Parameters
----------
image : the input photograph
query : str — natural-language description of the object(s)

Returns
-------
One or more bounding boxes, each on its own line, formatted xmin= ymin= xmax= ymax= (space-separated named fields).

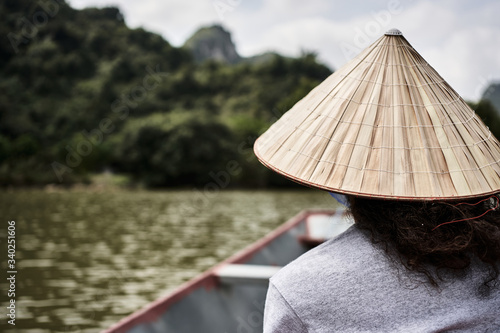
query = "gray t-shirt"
xmin=264 ymin=226 xmax=500 ymax=332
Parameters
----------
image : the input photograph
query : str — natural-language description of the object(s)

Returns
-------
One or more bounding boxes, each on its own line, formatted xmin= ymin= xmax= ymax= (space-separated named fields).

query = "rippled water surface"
xmin=0 ymin=189 xmax=337 ymax=332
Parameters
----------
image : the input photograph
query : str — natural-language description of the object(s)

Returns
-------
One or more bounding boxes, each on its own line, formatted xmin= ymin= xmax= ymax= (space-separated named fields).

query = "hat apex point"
xmin=385 ymin=28 xmax=403 ymax=36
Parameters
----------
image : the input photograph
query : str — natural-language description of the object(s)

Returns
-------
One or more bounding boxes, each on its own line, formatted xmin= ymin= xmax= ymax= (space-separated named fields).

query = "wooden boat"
xmin=104 ymin=209 xmax=351 ymax=333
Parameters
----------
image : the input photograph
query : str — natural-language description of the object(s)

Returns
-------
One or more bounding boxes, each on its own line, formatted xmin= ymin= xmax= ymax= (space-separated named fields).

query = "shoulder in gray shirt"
xmin=264 ymin=226 xmax=500 ymax=332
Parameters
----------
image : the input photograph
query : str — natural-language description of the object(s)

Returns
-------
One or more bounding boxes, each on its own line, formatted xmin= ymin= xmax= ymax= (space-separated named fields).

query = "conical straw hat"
xmin=254 ymin=29 xmax=500 ymax=200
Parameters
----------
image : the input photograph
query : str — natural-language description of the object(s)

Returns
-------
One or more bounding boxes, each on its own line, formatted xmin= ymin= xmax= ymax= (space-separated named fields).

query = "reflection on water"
xmin=0 ymin=189 xmax=337 ymax=332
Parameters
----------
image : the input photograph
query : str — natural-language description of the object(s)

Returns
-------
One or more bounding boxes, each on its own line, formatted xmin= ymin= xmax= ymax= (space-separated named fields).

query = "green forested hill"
xmin=0 ymin=0 xmax=332 ymax=187
xmin=468 ymin=83 xmax=500 ymax=142
xmin=482 ymin=82 xmax=500 ymax=116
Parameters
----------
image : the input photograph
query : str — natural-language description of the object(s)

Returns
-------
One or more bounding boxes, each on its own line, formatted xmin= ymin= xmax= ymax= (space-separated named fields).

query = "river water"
xmin=0 ymin=189 xmax=338 ymax=332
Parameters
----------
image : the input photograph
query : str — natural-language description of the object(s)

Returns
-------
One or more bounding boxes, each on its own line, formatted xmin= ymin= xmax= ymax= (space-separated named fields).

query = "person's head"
xmin=253 ymin=30 xmax=500 ymax=289
xmin=348 ymin=195 xmax=500 ymax=289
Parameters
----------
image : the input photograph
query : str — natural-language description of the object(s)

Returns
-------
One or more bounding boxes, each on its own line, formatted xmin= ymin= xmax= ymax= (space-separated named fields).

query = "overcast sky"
xmin=67 ymin=0 xmax=500 ymax=101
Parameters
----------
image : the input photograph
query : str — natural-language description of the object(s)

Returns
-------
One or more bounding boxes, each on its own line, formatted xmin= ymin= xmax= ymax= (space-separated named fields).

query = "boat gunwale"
xmin=103 ymin=209 xmax=337 ymax=333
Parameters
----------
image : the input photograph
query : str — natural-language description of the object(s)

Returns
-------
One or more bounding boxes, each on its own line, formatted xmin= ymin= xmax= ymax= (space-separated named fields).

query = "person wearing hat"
xmin=254 ymin=29 xmax=500 ymax=332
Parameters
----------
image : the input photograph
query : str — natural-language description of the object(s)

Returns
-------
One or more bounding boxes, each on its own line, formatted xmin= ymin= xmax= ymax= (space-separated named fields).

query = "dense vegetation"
xmin=1 ymin=1 xmax=498 ymax=188
xmin=0 ymin=0 xmax=331 ymax=187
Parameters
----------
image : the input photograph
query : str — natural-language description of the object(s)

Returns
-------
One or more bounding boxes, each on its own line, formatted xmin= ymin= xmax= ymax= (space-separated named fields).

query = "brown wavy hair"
xmin=348 ymin=195 xmax=500 ymax=289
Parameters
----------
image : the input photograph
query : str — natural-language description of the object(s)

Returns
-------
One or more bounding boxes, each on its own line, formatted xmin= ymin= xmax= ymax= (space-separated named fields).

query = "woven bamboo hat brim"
xmin=254 ymin=29 xmax=500 ymax=200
